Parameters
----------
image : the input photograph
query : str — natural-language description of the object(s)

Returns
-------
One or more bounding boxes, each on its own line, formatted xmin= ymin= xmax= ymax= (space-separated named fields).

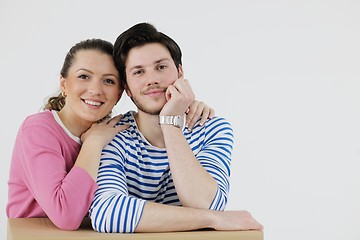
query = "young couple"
xmin=7 ymin=22 xmax=263 ymax=233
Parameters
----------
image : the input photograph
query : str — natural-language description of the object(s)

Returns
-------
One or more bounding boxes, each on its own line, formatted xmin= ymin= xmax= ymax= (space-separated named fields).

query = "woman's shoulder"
xmin=21 ymin=110 xmax=56 ymax=128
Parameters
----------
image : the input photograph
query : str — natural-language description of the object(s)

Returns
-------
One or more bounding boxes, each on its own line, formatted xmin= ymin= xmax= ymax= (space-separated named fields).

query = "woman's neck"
xmin=57 ymin=109 xmax=92 ymax=138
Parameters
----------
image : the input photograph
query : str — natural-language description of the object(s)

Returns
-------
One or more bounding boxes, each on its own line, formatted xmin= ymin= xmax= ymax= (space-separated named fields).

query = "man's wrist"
xmin=159 ymin=115 xmax=183 ymax=128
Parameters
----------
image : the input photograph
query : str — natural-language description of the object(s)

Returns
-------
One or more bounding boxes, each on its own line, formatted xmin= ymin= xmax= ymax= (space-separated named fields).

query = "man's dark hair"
xmin=113 ymin=22 xmax=182 ymax=88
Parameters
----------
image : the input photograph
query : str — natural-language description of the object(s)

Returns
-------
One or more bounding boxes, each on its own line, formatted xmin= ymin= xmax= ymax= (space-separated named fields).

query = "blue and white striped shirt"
xmin=89 ymin=111 xmax=234 ymax=233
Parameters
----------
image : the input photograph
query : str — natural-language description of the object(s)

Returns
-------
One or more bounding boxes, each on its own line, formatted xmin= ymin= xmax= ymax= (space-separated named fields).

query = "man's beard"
xmin=130 ymin=96 xmax=162 ymax=115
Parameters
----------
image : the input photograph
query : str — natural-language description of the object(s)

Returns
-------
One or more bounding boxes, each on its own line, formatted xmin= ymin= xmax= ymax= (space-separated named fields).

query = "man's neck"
xmin=134 ymin=111 xmax=165 ymax=148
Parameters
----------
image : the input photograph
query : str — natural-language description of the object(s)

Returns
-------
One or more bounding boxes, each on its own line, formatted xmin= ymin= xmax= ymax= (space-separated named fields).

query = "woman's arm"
xmin=75 ymin=115 xmax=128 ymax=181
xmin=18 ymin=124 xmax=97 ymax=230
xmin=17 ymin=115 xmax=127 ymax=230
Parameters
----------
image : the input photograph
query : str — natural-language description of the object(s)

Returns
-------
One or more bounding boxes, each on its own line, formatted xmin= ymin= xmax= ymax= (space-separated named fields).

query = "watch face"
xmin=174 ymin=116 xmax=183 ymax=128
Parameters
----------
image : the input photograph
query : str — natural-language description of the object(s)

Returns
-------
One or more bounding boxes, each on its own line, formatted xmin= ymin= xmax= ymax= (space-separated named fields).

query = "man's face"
xmin=124 ymin=42 xmax=179 ymax=115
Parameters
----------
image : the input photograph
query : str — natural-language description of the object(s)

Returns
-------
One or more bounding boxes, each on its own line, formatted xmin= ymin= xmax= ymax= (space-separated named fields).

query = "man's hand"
xmin=160 ymin=77 xmax=195 ymax=116
xmin=210 ymin=210 xmax=264 ymax=231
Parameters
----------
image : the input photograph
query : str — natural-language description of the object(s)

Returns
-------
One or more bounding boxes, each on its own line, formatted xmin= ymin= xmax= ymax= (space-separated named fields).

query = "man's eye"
xmin=134 ymin=70 xmax=143 ymax=75
xmin=158 ymin=65 xmax=167 ymax=70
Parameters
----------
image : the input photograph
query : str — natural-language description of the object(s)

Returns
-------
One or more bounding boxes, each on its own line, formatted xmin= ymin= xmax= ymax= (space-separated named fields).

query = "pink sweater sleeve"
xmin=19 ymin=122 xmax=98 ymax=230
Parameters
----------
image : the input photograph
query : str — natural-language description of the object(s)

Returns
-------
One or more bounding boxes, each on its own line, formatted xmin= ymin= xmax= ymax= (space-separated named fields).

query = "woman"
xmin=6 ymin=38 xmax=214 ymax=230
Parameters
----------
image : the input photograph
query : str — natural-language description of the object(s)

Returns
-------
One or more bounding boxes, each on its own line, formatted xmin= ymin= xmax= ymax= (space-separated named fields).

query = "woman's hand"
xmin=186 ymin=100 xmax=215 ymax=130
xmin=81 ymin=115 xmax=128 ymax=148
xmin=75 ymin=115 xmax=129 ymax=181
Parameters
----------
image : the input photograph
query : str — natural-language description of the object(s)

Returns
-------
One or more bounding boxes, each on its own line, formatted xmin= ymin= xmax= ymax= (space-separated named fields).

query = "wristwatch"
xmin=159 ymin=115 xmax=183 ymax=128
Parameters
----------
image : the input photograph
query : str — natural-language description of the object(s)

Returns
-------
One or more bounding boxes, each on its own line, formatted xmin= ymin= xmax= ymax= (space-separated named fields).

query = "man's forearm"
xmin=135 ymin=201 xmax=263 ymax=232
xmin=135 ymin=201 xmax=212 ymax=232
xmin=161 ymin=125 xmax=218 ymax=209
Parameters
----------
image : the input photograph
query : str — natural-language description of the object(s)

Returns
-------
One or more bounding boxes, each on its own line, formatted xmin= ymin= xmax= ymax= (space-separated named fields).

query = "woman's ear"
xmin=178 ymin=64 xmax=184 ymax=78
xmin=60 ymin=75 xmax=66 ymax=93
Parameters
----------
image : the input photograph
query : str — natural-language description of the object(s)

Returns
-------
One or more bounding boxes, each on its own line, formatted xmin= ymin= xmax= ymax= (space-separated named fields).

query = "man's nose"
xmin=145 ymin=71 xmax=160 ymax=86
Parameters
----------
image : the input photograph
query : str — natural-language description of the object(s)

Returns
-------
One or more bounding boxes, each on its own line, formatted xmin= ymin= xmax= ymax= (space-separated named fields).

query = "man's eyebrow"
xmin=154 ymin=58 xmax=171 ymax=64
xmin=127 ymin=58 xmax=172 ymax=72
xmin=127 ymin=65 xmax=143 ymax=72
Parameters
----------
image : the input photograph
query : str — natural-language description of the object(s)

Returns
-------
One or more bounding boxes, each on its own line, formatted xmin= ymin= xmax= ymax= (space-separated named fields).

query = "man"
xmin=89 ymin=22 xmax=262 ymax=233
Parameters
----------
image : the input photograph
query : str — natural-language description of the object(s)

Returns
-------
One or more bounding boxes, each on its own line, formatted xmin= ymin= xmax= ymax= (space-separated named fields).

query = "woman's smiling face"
xmin=60 ymin=49 xmax=122 ymax=124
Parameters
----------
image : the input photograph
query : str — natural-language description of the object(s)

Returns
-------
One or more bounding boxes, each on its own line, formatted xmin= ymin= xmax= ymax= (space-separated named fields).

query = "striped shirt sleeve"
xmin=195 ymin=117 xmax=234 ymax=210
xmin=89 ymin=138 xmax=146 ymax=233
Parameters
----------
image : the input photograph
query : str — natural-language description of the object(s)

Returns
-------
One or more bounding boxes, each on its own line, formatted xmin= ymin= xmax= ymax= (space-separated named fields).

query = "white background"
xmin=1 ymin=0 xmax=359 ymax=239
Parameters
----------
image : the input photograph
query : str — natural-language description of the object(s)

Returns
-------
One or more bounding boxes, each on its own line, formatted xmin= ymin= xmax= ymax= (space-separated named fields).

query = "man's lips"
xmin=143 ymin=88 xmax=166 ymax=96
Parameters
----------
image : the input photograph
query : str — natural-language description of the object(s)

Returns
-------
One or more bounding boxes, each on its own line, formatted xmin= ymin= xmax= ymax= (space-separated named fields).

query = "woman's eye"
xmin=104 ymin=79 xmax=115 ymax=84
xmin=78 ymin=74 xmax=89 ymax=80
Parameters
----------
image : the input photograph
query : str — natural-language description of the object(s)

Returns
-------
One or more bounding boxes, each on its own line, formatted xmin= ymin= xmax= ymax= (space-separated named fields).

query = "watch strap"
xmin=159 ymin=115 xmax=183 ymax=128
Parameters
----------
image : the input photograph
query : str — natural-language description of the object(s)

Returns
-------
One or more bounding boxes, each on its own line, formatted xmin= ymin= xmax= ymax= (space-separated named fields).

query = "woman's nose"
xmin=88 ymin=80 xmax=103 ymax=95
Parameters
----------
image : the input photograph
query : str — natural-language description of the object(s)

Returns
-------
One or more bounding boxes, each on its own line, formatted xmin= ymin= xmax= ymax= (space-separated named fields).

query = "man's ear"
xmin=178 ymin=64 xmax=184 ymax=78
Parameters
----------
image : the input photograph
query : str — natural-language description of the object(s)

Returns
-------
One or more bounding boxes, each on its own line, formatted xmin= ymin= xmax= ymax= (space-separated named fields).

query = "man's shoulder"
xmin=187 ymin=116 xmax=233 ymax=136
xmin=116 ymin=111 xmax=136 ymax=125
xmin=205 ymin=116 xmax=232 ymax=128
xmin=113 ymin=111 xmax=137 ymax=140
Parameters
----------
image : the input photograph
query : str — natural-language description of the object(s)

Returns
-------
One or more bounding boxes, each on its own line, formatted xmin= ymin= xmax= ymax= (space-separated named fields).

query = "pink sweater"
xmin=7 ymin=110 xmax=98 ymax=230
